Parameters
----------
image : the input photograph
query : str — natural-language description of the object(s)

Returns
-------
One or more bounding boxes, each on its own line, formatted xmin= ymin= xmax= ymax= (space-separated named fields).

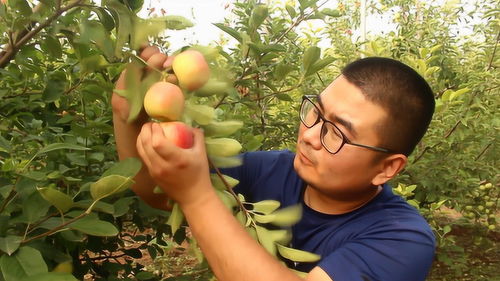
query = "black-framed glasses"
xmin=299 ymin=95 xmax=393 ymax=154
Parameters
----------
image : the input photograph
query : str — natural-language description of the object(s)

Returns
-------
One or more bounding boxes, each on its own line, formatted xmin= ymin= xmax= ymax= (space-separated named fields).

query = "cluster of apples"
xmin=143 ymin=50 xmax=210 ymax=149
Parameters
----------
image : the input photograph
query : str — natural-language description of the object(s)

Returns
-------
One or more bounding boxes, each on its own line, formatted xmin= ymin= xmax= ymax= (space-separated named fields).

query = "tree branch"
xmin=0 ymin=0 xmax=85 ymax=68
xmin=487 ymin=30 xmax=499 ymax=71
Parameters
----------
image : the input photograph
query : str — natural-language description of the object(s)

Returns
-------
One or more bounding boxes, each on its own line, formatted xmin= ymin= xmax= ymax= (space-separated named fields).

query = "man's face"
xmin=293 ymin=75 xmax=388 ymax=197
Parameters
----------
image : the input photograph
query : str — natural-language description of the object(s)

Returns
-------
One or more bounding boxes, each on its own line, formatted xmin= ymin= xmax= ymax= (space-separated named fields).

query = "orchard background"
xmin=0 ymin=0 xmax=498 ymax=280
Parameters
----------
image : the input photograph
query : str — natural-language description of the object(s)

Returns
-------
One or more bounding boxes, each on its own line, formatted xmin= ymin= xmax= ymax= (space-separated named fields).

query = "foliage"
xmin=0 ymin=0 xmax=498 ymax=280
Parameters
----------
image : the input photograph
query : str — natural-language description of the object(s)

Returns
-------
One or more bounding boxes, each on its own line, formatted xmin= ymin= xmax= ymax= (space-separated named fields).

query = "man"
xmin=112 ymin=46 xmax=436 ymax=281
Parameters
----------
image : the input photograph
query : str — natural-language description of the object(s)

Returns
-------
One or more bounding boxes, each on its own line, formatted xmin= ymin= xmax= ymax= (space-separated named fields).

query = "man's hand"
xmin=112 ymin=45 xmax=173 ymax=123
xmin=136 ymin=122 xmax=214 ymax=208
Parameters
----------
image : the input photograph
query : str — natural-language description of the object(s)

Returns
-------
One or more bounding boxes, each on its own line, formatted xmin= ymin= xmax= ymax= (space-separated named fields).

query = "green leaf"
xmin=90 ymin=175 xmax=134 ymax=201
xmin=321 ymin=8 xmax=341 ymax=17
xmin=285 ymin=5 xmax=296 ymax=18
xmin=274 ymin=63 xmax=294 ymax=80
xmin=203 ymin=120 xmax=243 ymax=137
xmin=43 ymin=36 xmax=62 ymax=58
xmin=210 ymin=173 xmax=240 ymax=190
xmin=253 ymin=204 xmax=302 ymax=226
xmin=244 ymin=134 xmax=264 ymax=152
xmin=79 ymin=19 xmax=114 ymax=59
xmin=216 ymin=190 xmax=238 ymax=209
xmin=255 ymin=225 xmax=277 ymax=256
xmin=249 ymin=5 xmax=269 ymax=31
xmin=36 ymin=143 xmax=90 ymax=156
xmin=205 ymin=138 xmax=242 ymax=157
xmin=131 ymin=17 xmax=168 ymax=49
xmin=302 ymin=46 xmax=321 ymax=75
xmin=42 ymin=72 xmax=67 ymax=103
xmin=213 ymin=23 xmax=242 ymax=42
xmin=37 ymin=187 xmax=73 ymax=213
xmin=73 ymin=200 xmax=115 ymax=215
xmin=0 ymin=236 xmax=22 ymax=256
xmin=163 ymin=15 xmax=194 ymax=30
xmin=0 ymin=246 xmax=48 ymax=281
xmin=23 ymin=192 xmax=51 ymax=223
xmin=68 ymin=215 xmax=119 ymax=236
xmin=102 ymin=157 xmax=142 ymax=178
xmin=252 ymin=200 xmax=281 ymax=214
xmin=185 ymin=103 xmax=215 ymax=125
xmin=107 ymin=0 xmax=134 ymax=56
xmin=120 ymin=0 xmax=144 ymax=13
xmin=276 ymin=93 xmax=293 ymax=102
xmin=113 ymin=197 xmax=135 ymax=217
xmin=209 ymin=156 xmax=243 ymax=168
xmin=195 ymin=79 xmax=231 ymax=97
xmin=276 ymin=243 xmax=321 ymax=262
xmin=93 ymin=7 xmax=115 ymax=31
xmin=167 ymin=203 xmax=184 ymax=235
xmin=119 ymin=61 xmax=142 ymax=122
xmin=449 ymin=87 xmax=470 ymax=100
xmin=306 ymin=56 xmax=335 ymax=76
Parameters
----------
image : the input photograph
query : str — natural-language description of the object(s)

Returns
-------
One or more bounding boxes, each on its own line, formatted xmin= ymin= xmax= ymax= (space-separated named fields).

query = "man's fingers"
xmin=146 ymin=52 xmax=168 ymax=73
xmin=136 ymin=128 xmax=153 ymax=169
xmin=163 ymin=55 xmax=175 ymax=69
xmin=192 ymin=128 xmax=207 ymax=156
xmin=114 ymin=70 xmax=127 ymax=90
xmin=149 ymin=122 xmax=181 ymax=161
xmin=140 ymin=45 xmax=160 ymax=61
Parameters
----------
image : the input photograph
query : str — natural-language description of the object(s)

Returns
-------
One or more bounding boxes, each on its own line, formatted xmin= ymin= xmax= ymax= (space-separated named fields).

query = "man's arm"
xmin=112 ymin=46 xmax=171 ymax=210
xmin=136 ymin=122 xmax=333 ymax=281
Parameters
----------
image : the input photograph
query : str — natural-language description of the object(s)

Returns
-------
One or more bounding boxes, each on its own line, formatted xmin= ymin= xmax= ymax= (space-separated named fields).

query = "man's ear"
xmin=372 ymin=154 xmax=407 ymax=186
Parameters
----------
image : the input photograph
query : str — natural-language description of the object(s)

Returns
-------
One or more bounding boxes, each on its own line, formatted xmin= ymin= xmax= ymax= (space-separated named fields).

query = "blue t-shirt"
xmin=222 ymin=150 xmax=435 ymax=281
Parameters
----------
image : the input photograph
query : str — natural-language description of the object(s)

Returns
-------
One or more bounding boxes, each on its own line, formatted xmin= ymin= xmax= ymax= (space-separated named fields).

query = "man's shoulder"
xmin=357 ymin=185 xmax=436 ymax=243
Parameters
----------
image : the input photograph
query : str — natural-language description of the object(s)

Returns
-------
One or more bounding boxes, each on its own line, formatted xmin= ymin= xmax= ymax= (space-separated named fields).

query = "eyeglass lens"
xmin=301 ymin=98 xmax=344 ymax=153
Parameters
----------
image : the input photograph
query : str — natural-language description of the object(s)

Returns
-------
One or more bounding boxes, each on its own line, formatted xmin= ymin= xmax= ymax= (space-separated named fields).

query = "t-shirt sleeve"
xmin=318 ymin=229 xmax=435 ymax=281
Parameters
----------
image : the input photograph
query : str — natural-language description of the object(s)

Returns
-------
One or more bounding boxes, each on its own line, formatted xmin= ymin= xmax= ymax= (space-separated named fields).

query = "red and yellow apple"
xmin=160 ymin=122 xmax=194 ymax=149
xmin=144 ymin=81 xmax=184 ymax=121
xmin=172 ymin=50 xmax=210 ymax=91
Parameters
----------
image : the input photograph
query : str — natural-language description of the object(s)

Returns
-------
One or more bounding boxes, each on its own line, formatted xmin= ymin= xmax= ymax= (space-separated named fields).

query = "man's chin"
xmin=293 ymin=155 xmax=313 ymax=182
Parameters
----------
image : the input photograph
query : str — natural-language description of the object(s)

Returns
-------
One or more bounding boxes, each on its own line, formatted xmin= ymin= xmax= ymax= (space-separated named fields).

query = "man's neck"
xmin=304 ymin=184 xmax=382 ymax=215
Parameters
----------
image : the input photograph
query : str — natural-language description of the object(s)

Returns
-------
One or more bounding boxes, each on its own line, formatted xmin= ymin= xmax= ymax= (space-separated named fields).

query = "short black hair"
xmin=341 ymin=57 xmax=435 ymax=156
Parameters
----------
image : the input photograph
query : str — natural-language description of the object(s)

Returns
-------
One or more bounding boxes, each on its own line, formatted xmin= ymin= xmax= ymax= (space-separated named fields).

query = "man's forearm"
xmin=112 ymin=111 xmax=169 ymax=209
xmin=180 ymin=188 xmax=304 ymax=281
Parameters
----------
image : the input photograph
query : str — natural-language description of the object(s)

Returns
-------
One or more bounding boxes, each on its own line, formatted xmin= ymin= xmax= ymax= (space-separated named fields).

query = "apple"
xmin=144 ymin=81 xmax=184 ymax=121
xmin=160 ymin=122 xmax=194 ymax=149
xmin=172 ymin=50 xmax=210 ymax=91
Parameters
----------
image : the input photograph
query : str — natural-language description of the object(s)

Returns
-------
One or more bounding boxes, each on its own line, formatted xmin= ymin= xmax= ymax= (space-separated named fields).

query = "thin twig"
xmin=475 ymin=142 xmax=492 ymax=161
xmin=207 ymin=157 xmax=247 ymax=214
xmin=487 ymin=31 xmax=499 ymax=71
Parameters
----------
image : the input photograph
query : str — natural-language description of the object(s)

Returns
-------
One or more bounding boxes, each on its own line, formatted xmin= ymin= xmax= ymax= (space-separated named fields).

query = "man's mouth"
xmin=298 ymin=147 xmax=315 ymax=166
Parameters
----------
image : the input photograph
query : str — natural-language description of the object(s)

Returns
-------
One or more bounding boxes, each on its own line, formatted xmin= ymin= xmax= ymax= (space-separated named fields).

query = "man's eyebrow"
xmin=317 ymin=95 xmax=358 ymax=138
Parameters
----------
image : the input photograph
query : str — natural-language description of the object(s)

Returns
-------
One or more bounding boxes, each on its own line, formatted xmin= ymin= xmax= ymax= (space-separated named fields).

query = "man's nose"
xmin=301 ymin=122 xmax=323 ymax=150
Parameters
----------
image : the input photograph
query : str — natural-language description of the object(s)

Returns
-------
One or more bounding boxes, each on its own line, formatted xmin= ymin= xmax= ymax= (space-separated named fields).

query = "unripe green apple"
xmin=159 ymin=122 xmax=194 ymax=149
xmin=172 ymin=50 xmax=210 ymax=91
xmin=144 ymin=82 xmax=184 ymax=121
